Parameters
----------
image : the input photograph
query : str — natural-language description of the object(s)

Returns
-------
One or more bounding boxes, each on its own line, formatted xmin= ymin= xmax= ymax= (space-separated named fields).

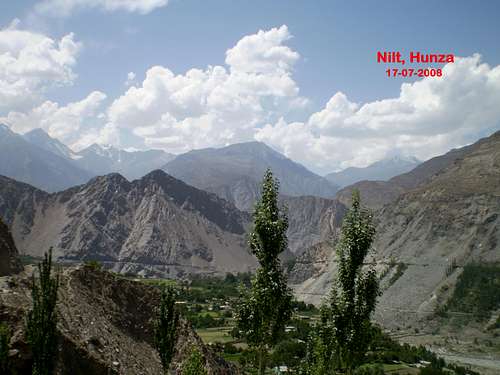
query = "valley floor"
xmin=396 ymin=333 xmax=500 ymax=375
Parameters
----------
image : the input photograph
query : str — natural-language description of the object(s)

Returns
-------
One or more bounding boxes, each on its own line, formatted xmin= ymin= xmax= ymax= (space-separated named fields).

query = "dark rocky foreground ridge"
xmin=0 ymin=264 xmax=238 ymax=374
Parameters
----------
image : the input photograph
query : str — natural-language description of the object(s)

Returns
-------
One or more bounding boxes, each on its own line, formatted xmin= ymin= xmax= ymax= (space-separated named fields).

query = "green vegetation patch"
xmin=443 ymin=262 xmax=500 ymax=321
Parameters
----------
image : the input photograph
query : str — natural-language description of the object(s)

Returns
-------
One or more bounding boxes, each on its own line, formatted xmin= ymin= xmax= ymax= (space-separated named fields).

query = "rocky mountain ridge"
xmin=0 ymin=170 xmax=347 ymax=275
xmin=0 ymin=170 xmax=256 ymax=278
xmin=292 ymin=130 xmax=500 ymax=330
xmin=163 ymin=141 xmax=338 ymax=211
xmin=282 ymin=195 xmax=346 ymax=256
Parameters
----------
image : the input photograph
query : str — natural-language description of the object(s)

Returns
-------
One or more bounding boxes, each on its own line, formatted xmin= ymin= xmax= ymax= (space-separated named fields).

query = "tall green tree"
xmin=154 ymin=286 xmax=180 ymax=374
xmin=305 ymin=190 xmax=380 ymax=374
xmin=26 ymin=248 xmax=60 ymax=375
xmin=235 ymin=169 xmax=293 ymax=375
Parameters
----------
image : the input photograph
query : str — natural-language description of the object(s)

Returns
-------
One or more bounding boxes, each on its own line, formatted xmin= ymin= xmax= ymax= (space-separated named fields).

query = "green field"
xmin=196 ymin=327 xmax=234 ymax=344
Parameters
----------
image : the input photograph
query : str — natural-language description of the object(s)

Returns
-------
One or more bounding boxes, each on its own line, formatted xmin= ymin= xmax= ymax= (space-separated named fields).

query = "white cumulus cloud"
xmin=3 ymin=22 xmax=500 ymax=173
xmin=256 ymin=54 xmax=500 ymax=173
xmin=0 ymin=20 xmax=81 ymax=111
xmin=2 ymin=91 xmax=107 ymax=148
xmin=225 ymin=25 xmax=299 ymax=75
xmin=107 ymin=25 xmax=308 ymax=153
xmin=125 ymin=71 xmax=136 ymax=86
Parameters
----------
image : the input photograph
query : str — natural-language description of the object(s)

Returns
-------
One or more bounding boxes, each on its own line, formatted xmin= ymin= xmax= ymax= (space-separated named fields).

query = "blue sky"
xmin=1 ymin=0 xmax=500 ymax=173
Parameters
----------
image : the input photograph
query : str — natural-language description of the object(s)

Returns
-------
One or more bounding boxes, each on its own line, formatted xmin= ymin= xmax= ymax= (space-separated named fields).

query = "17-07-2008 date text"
xmin=386 ymin=67 xmax=442 ymax=77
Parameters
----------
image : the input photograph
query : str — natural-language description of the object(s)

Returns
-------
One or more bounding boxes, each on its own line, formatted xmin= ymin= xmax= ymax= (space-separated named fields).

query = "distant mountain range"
xmin=75 ymin=143 xmax=175 ymax=180
xmin=163 ymin=141 xmax=339 ymax=211
xmin=1 ymin=126 xmax=338 ymax=208
xmin=21 ymin=127 xmax=175 ymax=181
xmin=0 ymin=125 xmax=176 ymax=191
xmin=325 ymin=155 xmax=421 ymax=188
xmin=0 ymin=124 xmax=92 ymax=192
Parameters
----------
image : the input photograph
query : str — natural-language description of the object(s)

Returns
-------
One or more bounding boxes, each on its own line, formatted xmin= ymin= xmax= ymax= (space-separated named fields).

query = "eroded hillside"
xmin=0 ymin=265 xmax=238 ymax=374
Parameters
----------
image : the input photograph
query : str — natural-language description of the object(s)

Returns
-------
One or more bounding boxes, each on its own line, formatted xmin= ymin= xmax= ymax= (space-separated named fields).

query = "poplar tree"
xmin=154 ymin=286 xmax=179 ymax=374
xmin=235 ymin=169 xmax=293 ymax=375
xmin=26 ymin=248 xmax=60 ymax=375
xmin=305 ymin=190 xmax=380 ymax=374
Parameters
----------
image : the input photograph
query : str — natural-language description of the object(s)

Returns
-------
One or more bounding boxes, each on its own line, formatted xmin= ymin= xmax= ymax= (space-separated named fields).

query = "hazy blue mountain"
xmin=75 ymin=143 xmax=175 ymax=180
xmin=23 ymin=128 xmax=81 ymax=160
xmin=163 ymin=141 xmax=339 ymax=211
xmin=325 ymin=155 xmax=421 ymax=188
xmin=0 ymin=124 xmax=92 ymax=192
xmin=21 ymin=128 xmax=175 ymax=180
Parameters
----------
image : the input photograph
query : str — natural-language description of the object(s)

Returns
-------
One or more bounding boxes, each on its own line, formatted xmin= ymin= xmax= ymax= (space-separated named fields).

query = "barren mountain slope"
xmin=0 ymin=170 xmax=256 ymax=278
xmin=163 ymin=141 xmax=338 ymax=211
xmin=282 ymin=196 xmax=346 ymax=255
xmin=293 ymin=130 xmax=500 ymax=329
xmin=0 ymin=265 xmax=238 ymax=374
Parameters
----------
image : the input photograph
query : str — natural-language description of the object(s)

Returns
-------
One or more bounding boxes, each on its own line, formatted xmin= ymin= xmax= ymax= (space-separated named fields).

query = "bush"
xmin=84 ymin=260 xmax=102 ymax=271
xmin=182 ymin=347 xmax=207 ymax=375
xmin=223 ymin=342 xmax=240 ymax=355
xmin=270 ymin=339 xmax=306 ymax=369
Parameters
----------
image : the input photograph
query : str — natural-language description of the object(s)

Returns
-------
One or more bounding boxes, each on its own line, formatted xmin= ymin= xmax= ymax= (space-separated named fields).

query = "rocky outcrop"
xmin=0 ymin=265 xmax=238 ymax=374
xmin=0 ymin=217 xmax=22 ymax=276
xmin=283 ymin=196 xmax=346 ymax=255
xmin=288 ymin=241 xmax=335 ymax=284
xmin=0 ymin=170 xmax=256 ymax=278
